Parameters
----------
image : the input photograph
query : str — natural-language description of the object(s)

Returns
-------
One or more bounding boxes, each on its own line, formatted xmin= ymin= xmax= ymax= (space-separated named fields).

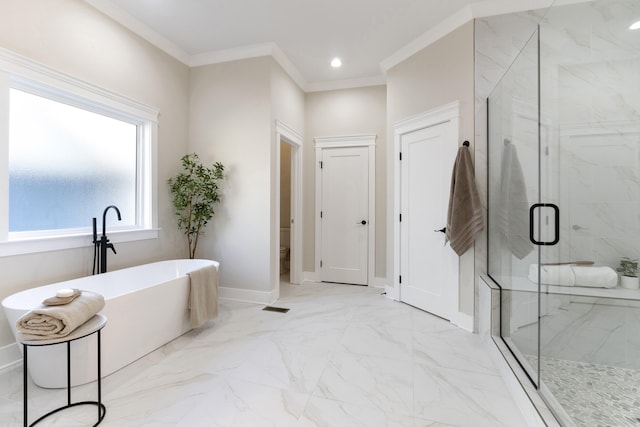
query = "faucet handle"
xmin=107 ymin=243 xmax=117 ymax=255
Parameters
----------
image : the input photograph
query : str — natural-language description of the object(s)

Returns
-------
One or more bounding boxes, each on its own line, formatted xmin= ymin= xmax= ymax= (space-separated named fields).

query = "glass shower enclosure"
xmin=488 ymin=0 xmax=640 ymax=425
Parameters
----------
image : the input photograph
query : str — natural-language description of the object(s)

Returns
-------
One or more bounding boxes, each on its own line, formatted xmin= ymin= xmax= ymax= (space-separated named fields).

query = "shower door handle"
xmin=529 ymin=203 xmax=560 ymax=246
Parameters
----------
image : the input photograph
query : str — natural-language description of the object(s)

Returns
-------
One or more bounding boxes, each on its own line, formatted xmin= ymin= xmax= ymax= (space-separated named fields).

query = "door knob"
xmin=358 ymin=220 xmax=367 ymax=225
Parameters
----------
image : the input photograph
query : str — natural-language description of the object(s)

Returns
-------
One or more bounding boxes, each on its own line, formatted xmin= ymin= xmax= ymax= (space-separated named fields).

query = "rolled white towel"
xmin=572 ymin=266 xmax=618 ymax=288
xmin=528 ymin=264 xmax=575 ymax=286
xmin=16 ymin=291 xmax=105 ymax=341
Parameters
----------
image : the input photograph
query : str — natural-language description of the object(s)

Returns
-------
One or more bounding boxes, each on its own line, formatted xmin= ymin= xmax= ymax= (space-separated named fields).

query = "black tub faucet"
xmin=93 ymin=205 xmax=121 ymax=274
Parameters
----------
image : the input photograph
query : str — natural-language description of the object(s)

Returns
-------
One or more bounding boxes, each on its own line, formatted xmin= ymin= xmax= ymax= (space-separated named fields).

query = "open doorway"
xmin=273 ymin=120 xmax=303 ymax=301
xmin=279 ymin=140 xmax=292 ymax=285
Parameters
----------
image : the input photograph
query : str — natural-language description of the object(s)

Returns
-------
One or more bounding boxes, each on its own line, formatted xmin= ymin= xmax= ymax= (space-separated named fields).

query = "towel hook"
xmin=462 ymin=140 xmax=470 ymax=147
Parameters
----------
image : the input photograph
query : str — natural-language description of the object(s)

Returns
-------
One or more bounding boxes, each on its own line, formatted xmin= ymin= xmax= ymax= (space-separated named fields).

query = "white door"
xmin=320 ymin=146 xmax=369 ymax=285
xmin=400 ymin=122 xmax=458 ymax=319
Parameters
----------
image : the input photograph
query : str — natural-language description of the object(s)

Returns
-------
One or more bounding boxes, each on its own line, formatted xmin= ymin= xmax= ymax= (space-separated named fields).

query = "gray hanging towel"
xmin=445 ymin=145 xmax=484 ymax=256
xmin=496 ymin=141 xmax=533 ymax=259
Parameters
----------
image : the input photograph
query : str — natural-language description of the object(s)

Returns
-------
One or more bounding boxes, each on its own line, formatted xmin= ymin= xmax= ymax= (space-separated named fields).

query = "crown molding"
xmin=188 ymin=43 xmax=273 ymax=68
xmin=380 ymin=0 xmax=555 ymax=74
xmin=270 ymin=44 xmax=307 ymax=90
xmin=470 ymin=0 xmax=555 ymax=18
xmin=85 ymin=0 xmax=191 ymax=65
xmin=380 ymin=5 xmax=474 ymax=74
xmin=87 ymin=0 xmax=557 ymax=92
xmin=305 ymin=75 xmax=387 ymax=93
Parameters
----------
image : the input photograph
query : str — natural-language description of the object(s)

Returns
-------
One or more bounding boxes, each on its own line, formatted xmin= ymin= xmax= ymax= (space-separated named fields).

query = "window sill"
xmin=0 ymin=228 xmax=160 ymax=258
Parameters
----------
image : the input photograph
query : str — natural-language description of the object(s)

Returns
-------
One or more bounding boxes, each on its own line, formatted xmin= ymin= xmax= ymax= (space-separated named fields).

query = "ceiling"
xmin=86 ymin=0 xmax=551 ymax=91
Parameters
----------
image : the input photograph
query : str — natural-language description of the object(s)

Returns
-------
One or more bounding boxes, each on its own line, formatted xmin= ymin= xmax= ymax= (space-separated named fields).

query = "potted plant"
xmin=168 ymin=153 xmax=225 ymax=259
xmin=617 ymin=257 xmax=639 ymax=289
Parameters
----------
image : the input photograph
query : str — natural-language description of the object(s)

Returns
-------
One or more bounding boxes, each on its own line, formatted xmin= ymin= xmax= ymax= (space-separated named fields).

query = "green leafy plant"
xmin=617 ymin=257 xmax=638 ymax=277
xmin=168 ymin=153 xmax=225 ymax=259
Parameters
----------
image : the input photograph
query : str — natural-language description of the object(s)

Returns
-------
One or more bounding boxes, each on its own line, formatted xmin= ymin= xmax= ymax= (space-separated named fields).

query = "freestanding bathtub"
xmin=1 ymin=259 xmax=219 ymax=388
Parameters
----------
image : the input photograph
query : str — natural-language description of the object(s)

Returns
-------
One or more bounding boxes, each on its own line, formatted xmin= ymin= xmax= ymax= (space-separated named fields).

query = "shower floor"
xmin=527 ymin=356 xmax=640 ymax=426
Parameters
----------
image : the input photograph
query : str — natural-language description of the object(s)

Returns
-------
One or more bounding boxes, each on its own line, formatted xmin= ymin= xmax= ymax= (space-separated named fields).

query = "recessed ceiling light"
xmin=331 ymin=57 xmax=342 ymax=68
xmin=630 ymin=20 xmax=640 ymax=30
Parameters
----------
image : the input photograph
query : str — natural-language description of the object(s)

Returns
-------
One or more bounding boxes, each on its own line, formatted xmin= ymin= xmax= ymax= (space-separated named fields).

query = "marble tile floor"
xmin=0 ymin=281 xmax=529 ymax=427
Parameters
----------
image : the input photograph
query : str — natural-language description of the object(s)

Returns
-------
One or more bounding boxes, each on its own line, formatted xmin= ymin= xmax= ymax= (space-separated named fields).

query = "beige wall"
xmin=303 ymin=86 xmax=387 ymax=278
xmin=269 ymin=59 xmax=305 ymax=291
xmin=387 ymin=21 xmax=476 ymax=316
xmin=189 ymin=57 xmax=304 ymax=297
xmin=189 ymin=57 xmax=273 ymax=294
xmin=0 ymin=0 xmax=190 ymax=348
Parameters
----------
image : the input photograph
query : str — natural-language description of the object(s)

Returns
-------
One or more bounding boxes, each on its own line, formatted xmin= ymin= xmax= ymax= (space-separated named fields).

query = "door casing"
xmin=273 ymin=121 xmax=303 ymax=301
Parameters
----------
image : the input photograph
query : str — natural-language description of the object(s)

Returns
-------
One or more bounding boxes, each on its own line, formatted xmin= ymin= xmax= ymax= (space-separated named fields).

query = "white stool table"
xmin=19 ymin=314 xmax=107 ymax=426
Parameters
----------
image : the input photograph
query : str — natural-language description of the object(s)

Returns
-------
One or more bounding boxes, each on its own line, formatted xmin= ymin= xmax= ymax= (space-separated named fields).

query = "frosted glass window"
xmin=9 ymin=89 xmax=137 ymax=232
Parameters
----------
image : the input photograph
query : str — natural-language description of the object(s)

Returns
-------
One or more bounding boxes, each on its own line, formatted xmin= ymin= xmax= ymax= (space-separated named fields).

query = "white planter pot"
xmin=620 ymin=275 xmax=639 ymax=289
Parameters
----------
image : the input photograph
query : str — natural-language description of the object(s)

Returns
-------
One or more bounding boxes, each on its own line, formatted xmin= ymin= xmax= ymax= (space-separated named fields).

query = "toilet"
xmin=280 ymin=228 xmax=290 ymax=274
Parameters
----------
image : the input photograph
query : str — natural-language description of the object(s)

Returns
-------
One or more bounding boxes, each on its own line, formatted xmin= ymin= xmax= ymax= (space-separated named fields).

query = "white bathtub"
xmin=1 ymin=259 xmax=219 ymax=388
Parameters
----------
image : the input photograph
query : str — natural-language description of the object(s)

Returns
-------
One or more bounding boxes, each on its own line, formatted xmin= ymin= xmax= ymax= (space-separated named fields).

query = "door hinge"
xmin=399 ymin=213 xmax=402 ymax=222
xmin=320 ymin=211 xmax=323 ymax=218
xmin=319 ymin=161 xmax=323 ymax=169
xmin=399 ymin=275 xmax=402 ymax=284
xmin=399 ymin=152 xmax=402 ymax=161
xmin=320 ymin=260 xmax=323 ymax=268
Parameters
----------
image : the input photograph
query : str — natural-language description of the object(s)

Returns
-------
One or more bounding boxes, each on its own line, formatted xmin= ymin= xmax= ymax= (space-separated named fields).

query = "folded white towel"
xmin=16 ymin=291 xmax=105 ymax=341
xmin=188 ymin=265 xmax=219 ymax=328
xmin=528 ymin=264 xmax=619 ymax=288
xmin=573 ymin=266 xmax=618 ymax=288
xmin=528 ymin=264 xmax=575 ymax=286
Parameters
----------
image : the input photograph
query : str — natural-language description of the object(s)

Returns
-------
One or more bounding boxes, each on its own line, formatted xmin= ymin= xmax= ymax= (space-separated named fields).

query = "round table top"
xmin=18 ymin=314 xmax=107 ymax=346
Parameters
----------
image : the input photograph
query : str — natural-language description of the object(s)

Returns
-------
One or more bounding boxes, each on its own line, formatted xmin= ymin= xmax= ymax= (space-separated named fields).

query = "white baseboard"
xmin=302 ymin=272 xmax=388 ymax=289
xmin=0 ymin=342 xmax=21 ymax=373
xmin=302 ymin=271 xmax=319 ymax=283
xmin=384 ymin=284 xmax=399 ymax=301
xmin=451 ymin=311 xmax=474 ymax=332
xmin=218 ymin=286 xmax=276 ymax=305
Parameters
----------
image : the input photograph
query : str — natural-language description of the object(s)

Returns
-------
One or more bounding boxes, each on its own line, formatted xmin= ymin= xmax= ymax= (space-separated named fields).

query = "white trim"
xmin=314 ymin=135 xmax=376 ymax=286
xmin=302 ymin=270 xmax=320 ymax=283
xmin=305 ymin=75 xmax=387 ymax=93
xmin=0 ymin=229 xmax=159 ymax=257
xmin=276 ymin=121 xmax=304 ymax=148
xmin=450 ymin=312 xmax=474 ymax=332
xmin=189 ymin=43 xmax=274 ymax=67
xmin=0 ymin=48 xmax=159 ymax=120
xmin=85 ymin=0 xmax=191 ymax=65
xmin=270 ymin=45 xmax=307 ymax=91
xmin=275 ymin=120 xmax=304 ymax=288
xmin=380 ymin=6 xmax=474 ymax=74
xmin=385 ymin=284 xmax=400 ymax=301
xmin=218 ymin=286 xmax=277 ymax=305
xmin=471 ymin=0 xmax=556 ymax=18
xmin=393 ymin=102 xmax=460 ymax=135
xmin=380 ymin=0 xmax=555 ymax=74
xmin=87 ymin=0 xmax=556 ymax=92
xmin=0 ymin=342 xmax=21 ymax=373
xmin=393 ymin=101 xmax=468 ymax=324
xmin=315 ymin=135 xmax=377 ymax=148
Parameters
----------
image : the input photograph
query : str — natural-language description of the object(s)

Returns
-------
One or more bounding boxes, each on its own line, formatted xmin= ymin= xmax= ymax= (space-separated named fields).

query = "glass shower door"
xmin=488 ymin=29 xmax=541 ymax=385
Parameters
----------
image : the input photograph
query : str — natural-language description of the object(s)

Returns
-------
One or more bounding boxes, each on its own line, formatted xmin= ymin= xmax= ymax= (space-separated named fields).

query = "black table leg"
xmin=23 ymin=344 xmax=27 ymax=427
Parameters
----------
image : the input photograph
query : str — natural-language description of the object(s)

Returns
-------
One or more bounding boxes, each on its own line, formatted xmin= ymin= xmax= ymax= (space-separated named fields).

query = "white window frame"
xmin=0 ymin=48 xmax=159 ymax=257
